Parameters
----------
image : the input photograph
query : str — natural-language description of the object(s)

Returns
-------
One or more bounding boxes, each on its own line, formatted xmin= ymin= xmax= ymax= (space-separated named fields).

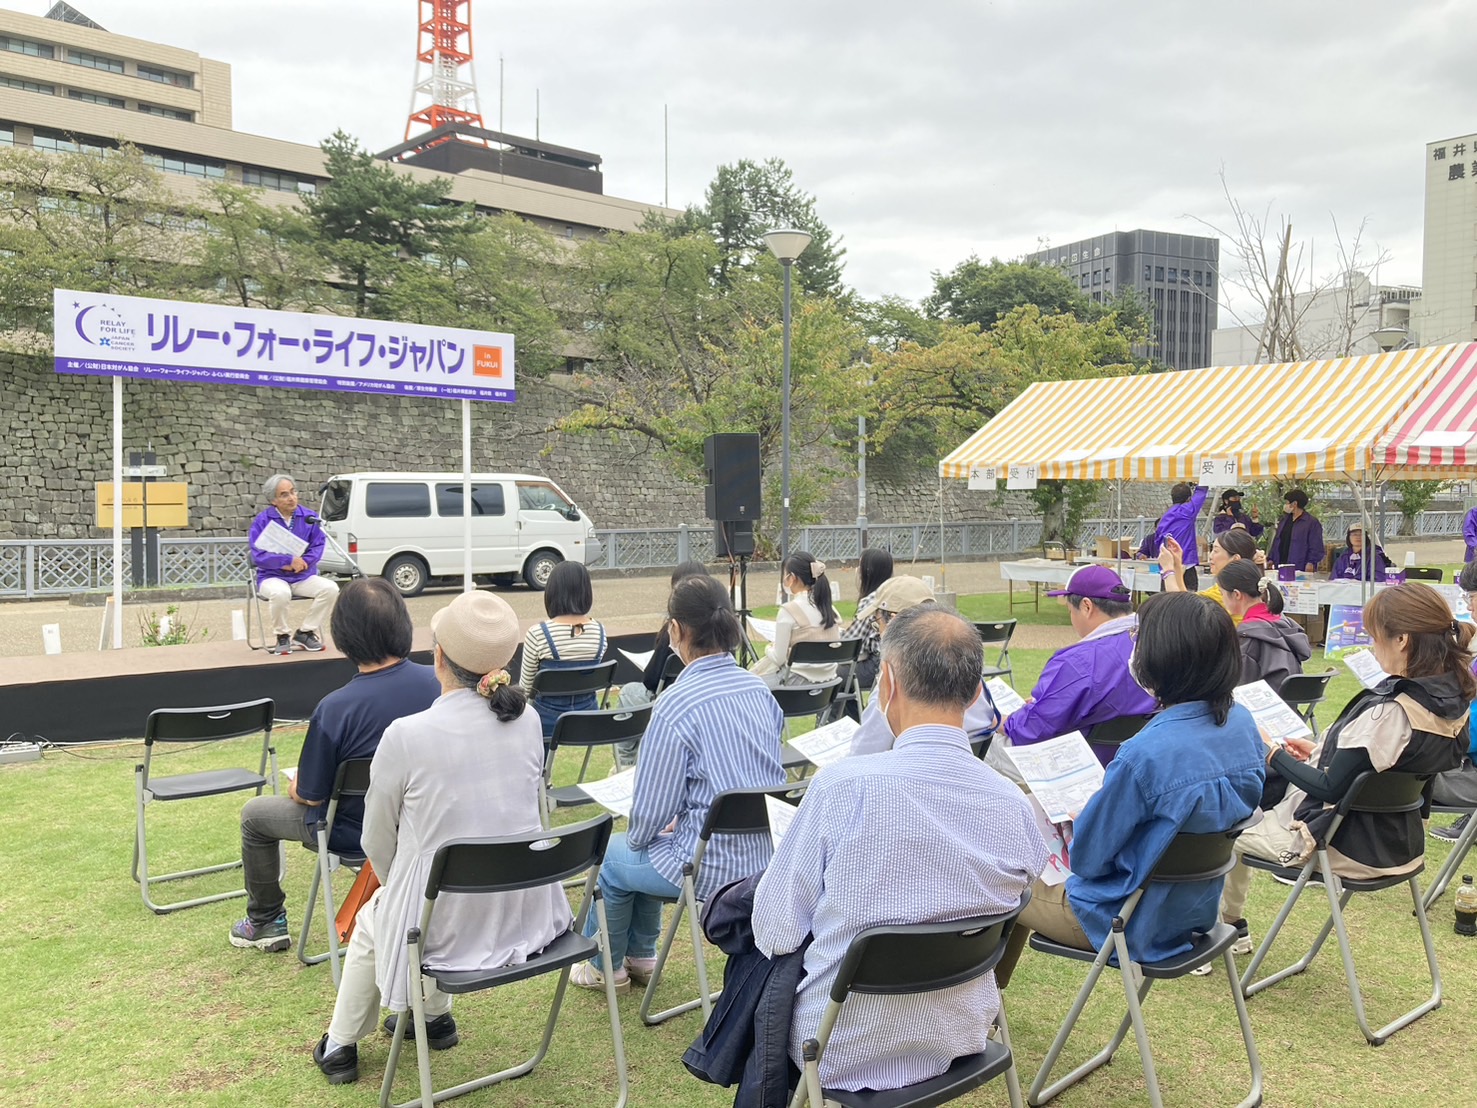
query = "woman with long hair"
xmin=1216 ymin=582 xmax=1472 ymax=951
xmin=1216 ymin=560 xmax=1310 ymax=693
xmin=752 ymin=550 xmax=840 ymax=685
xmin=844 ymin=547 xmax=894 ymax=692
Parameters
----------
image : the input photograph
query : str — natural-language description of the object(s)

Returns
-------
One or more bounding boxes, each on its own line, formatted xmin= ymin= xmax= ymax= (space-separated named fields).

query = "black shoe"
xmin=313 ymin=1035 xmax=358 ymax=1085
xmin=269 ymin=633 xmax=294 ymax=655
xmin=1431 ymin=813 xmax=1472 ymax=842
xmin=383 ymin=1012 xmax=459 ymax=1050
xmin=293 ymin=629 xmax=325 ymax=653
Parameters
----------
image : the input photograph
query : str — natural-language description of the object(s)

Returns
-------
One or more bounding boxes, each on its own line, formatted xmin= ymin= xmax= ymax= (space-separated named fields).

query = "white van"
xmin=315 ymin=472 xmax=602 ymax=596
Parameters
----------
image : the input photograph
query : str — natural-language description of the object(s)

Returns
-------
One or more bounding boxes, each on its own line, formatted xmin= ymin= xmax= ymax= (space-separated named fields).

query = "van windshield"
xmin=517 ymin=482 xmax=573 ymax=513
xmin=321 ymin=479 xmax=351 ymax=522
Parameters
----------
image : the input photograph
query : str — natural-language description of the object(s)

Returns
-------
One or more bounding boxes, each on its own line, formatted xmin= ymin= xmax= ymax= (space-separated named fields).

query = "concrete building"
xmin=1027 ymin=229 xmax=1220 ymax=370
xmin=1417 ymin=130 xmax=1477 ymax=347
xmin=1211 ymin=271 xmax=1419 ymax=365
xmin=0 ymin=2 xmax=671 ymax=241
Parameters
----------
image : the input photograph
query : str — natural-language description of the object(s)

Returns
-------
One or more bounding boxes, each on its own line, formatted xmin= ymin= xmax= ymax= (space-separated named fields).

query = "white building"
xmin=1417 ymin=131 xmax=1477 ymax=347
xmin=1210 ymin=270 xmax=1418 ymax=365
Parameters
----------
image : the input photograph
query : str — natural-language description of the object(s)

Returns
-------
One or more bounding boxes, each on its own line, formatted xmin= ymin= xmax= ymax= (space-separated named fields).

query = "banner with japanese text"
xmin=52 ymin=289 xmax=515 ymax=402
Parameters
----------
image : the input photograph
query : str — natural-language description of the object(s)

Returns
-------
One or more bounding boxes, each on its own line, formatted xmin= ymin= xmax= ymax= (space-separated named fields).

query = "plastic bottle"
xmin=1455 ymin=875 xmax=1477 ymax=937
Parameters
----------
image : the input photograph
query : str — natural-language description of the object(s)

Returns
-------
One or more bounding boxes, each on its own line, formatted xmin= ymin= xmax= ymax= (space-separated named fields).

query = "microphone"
xmin=303 ymin=512 xmax=320 ymax=526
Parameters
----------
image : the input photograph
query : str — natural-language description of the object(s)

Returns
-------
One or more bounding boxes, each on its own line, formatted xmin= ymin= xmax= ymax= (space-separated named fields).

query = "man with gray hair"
xmin=249 ymin=474 xmax=339 ymax=653
xmin=752 ymin=606 xmax=1047 ymax=1094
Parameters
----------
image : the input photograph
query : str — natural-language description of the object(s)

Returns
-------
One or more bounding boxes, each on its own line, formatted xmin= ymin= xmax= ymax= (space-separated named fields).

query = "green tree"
xmin=1392 ymin=480 xmax=1446 ymax=536
xmin=191 ymin=182 xmax=332 ymax=313
xmin=668 ymin=157 xmax=846 ymax=298
xmin=299 ymin=130 xmax=469 ymax=317
xmin=925 ymin=256 xmax=1088 ymax=330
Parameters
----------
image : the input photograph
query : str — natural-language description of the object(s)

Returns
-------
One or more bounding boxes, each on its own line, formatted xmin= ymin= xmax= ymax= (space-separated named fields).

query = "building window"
xmin=67 ymin=49 xmax=124 ymax=74
xmin=137 ymin=64 xmax=193 ymax=89
xmin=68 ymin=90 xmax=125 ymax=108
xmin=1193 ymin=270 xmax=1203 ymax=286
xmin=1155 ymin=266 xmax=1165 ymax=281
xmin=1092 ymin=270 xmax=1101 ymax=286
xmin=140 ymin=149 xmax=226 ymax=180
xmin=136 ymin=102 xmax=193 ymax=121
xmin=1143 ymin=263 xmax=1152 ymax=282
xmin=1168 ymin=267 xmax=1178 ymax=284
xmin=0 ymin=74 xmax=55 ymax=95
xmin=30 ymin=127 xmax=110 ymax=156
xmin=0 ymin=35 xmax=54 ymax=59
xmin=0 ymin=123 xmax=14 ymax=147
xmin=1205 ymin=272 xmax=1214 ymax=289
xmin=242 ymin=165 xmax=314 ymax=193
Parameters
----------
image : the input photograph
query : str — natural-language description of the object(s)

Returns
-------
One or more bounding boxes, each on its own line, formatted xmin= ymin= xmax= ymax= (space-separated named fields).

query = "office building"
xmin=1027 ymin=230 xmax=1220 ymax=370
xmin=0 ymin=3 xmax=670 ymax=241
xmin=1417 ymin=130 xmax=1477 ymax=346
xmin=1211 ymin=271 xmax=1419 ymax=365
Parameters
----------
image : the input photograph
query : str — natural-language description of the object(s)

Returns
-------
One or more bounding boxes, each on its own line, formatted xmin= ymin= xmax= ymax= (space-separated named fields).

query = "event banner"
xmin=1325 ymin=604 xmax=1373 ymax=658
xmin=52 ymin=289 xmax=516 ymax=403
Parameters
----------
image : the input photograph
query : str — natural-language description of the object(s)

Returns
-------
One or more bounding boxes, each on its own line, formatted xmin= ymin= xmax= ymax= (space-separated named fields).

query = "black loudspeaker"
xmin=704 ymin=433 xmax=762 ymax=522
xmin=715 ymin=520 xmax=756 ymax=558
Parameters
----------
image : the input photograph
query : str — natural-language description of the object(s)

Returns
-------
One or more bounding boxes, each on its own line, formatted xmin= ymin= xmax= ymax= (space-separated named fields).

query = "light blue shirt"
xmin=627 ymin=651 xmax=785 ymax=897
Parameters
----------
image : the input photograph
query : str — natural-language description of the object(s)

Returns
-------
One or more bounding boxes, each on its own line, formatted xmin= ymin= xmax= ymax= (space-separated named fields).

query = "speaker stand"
xmin=729 ymin=554 xmax=760 ymax=668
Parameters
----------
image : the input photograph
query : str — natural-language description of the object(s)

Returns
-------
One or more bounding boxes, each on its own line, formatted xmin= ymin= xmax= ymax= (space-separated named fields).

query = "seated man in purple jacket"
xmin=993 ymin=565 xmax=1157 ymax=770
xmin=1268 ymin=488 xmax=1325 ymax=573
xmin=250 ymin=474 xmax=339 ymax=654
xmin=1137 ymin=483 xmax=1208 ymax=590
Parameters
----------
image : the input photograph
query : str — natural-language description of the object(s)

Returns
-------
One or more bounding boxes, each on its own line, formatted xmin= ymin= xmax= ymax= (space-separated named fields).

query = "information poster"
xmin=1324 ymin=604 xmax=1373 ymax=658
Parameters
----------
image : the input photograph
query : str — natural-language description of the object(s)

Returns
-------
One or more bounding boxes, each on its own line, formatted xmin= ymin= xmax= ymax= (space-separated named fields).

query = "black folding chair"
xmin=640 ymin=783 xmax=804 ymax=1027
xmin=1239 ymin=770 xmax=1442 ymax=1045
xmin=974 ymin=620 xmax=1017 ymax=688
xmin=791 ymin=895 xmax=1031 ymax=1108
xmin=1404 ymin=567 xmax=1443 ymax=582
xmin=379 ymin=814 xmax=627 ymax=1108
xmin=1278 ymin=669 xmax=1338 ymax=741
xmin=132 ymin=699 xmax=277 ymax=914
xmin=772 ymin=679 xmax=843 ymax=770
xmin=1083 ymin=713 xmax=1153 ymax=751
xmin=1424 ymin=800 xmax=1477 ymax=911
xmin=531 ymin=659 xmax=618 ymax=709
xmin=297 ymin=757 xmax=373 ymax=987
xmin=1028 ymin=815 xmax=1263 ymax=1108
xmin=541 ymin=705 xmax=653 ymax=817
xmin=654 ymin=653 xmax=685 ymax=695
xmin=789 ymin=639 xmax=862 ymax=720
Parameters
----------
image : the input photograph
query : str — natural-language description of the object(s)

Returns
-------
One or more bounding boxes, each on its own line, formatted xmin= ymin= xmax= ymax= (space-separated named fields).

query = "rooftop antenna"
xmin=404 ymin=1 xmax=486 ymax=143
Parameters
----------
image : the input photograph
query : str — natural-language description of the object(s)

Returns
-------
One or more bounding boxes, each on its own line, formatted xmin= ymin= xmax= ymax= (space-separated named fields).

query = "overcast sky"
xmin=69 ymin=0 xmax=1477 ymax=316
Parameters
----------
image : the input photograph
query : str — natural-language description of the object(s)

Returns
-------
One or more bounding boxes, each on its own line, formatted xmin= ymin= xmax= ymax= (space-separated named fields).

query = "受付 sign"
xmin=53 ymin=289 xmax=517 ymax=403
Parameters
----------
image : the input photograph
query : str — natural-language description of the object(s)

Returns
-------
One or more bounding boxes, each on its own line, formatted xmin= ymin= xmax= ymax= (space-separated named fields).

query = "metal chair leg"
xmin=1423 ymin=811 xmax=1477 ymax=910
xmin=1223 ymin=948 xmax=1264 ymax=1108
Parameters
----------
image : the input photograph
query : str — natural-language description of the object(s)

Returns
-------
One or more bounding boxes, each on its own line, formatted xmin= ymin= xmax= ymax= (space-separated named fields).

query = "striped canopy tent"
xmin=1376 ymin=342 xmax=1477 ymax=478
xmin=940 ymin=343 xmax=1470 ymax=485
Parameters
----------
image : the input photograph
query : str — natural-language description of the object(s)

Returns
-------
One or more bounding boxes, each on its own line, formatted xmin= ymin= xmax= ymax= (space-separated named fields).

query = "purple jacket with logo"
xmin=1002 ymin=616 xmax=1158 ymax=765
xmin=1464 ymin=507 xmax=1477 ymax=563
xmin=1269 ymin=511 xmax=1325 ymax=570
xmin=1138 ymin=486 xmax=1208 ymax=560
xmin=249 ymin=505 xmax=325 ymax=584
xmin=1212 ymin=508 xmax=1264 ymax=539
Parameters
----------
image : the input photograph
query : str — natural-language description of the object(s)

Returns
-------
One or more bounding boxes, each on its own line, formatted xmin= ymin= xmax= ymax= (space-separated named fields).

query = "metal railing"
xmin=1 ymin=509 xmax=1469 ymax=597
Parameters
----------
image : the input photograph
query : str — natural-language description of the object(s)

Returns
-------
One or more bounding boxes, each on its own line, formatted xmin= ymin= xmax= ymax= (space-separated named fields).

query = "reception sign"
xmin=53 ymin=289 xmax=516 ymax=402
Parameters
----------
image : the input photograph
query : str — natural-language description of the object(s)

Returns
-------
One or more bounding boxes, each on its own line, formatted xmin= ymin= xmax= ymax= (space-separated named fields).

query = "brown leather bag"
xmin=334 ymin=860 xmax=379 ymax=945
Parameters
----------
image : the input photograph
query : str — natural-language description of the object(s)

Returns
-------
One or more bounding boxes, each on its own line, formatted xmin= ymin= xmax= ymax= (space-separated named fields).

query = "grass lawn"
xmin=1 ymin=631 xmax=1474 ymax=1105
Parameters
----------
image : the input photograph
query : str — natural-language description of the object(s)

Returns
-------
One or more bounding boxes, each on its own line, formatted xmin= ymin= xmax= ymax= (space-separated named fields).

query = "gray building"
xmin=1026 ymin=230 xmax=1220 ymax=370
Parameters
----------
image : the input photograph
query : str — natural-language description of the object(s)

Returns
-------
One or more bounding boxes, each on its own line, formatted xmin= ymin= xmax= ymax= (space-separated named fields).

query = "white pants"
xmin=257 ymin=575 xmax=338 ymax=635
xmin=328 ymin=887 xmax=452 ymax=1046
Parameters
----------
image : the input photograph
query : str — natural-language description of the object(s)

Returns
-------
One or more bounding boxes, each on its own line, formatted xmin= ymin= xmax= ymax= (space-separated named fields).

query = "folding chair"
xmin=974 ymin=620 xmax=1017 ymax=687
xmin=1083 ymin=713 xmax=1153 ymax=752
xmin=1423 ymin=801 xmax=1477 ymax=911
xmin=132 ymin=698 xmax=277 ymax=914
xmin=297 ymin=757 xmax=373 ymax=987
xmin=379 ymin=813 xmax=628 ymax=1108
xmin=1239 ymin=770 xmax=1441 ymax=1044
xmin=773 ymin=679 xmax=843 ymax=773
xmin=640 ymin=783 xmax=805 ymax=1027
xmin=654 ymin=653 xmax=685 ymax=695
xmin=530 ymin=658 xmax=619 ymax=728
xmin=1404 ymin=567 xmax=1443 ymax=582
xmin=789 ymin=639 xmax=862 ymax=720
xmin=791 ymin=894 xmax=1031 ymax=1108
xmin=541 ymin=705 xmax=653 ymax=816
xmin=245 ymin=564 xmax=310 ymax=652
xmin=1277 ymin=669 xmax=1338 ymax=741
xmin=1028 ymin=815 xmax=1263 ymax=1108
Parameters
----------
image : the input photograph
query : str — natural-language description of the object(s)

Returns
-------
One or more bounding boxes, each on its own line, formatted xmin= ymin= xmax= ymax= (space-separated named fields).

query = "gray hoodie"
xmin=1237 ymin=615 xmax=1312 ymax=694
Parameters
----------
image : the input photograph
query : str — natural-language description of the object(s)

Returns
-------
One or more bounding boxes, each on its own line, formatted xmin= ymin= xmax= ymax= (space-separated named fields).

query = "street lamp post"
xmin=762 ymin=228 xmax=812 ymax=567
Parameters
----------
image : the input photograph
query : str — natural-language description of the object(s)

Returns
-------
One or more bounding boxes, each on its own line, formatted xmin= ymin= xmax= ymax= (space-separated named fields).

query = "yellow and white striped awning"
xmin=939 ymin=344 xmax=1463 ymax=483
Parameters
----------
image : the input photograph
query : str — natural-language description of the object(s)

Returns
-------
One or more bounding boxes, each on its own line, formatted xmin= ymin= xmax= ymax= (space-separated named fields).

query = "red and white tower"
xmin=404 ymin=1 xmax=485 ymax=141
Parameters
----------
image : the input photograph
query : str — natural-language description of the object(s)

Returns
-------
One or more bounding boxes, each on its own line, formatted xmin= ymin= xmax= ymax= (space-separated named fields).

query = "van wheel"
xmin=385 ymin=555 xmax=429 ymax=598
xmin=523 ymin=550 xmax=562 ymax=590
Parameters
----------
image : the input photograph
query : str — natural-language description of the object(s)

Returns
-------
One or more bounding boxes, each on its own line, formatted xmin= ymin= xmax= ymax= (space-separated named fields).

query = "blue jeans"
xmin=583 ymin=833 xmax=680 ymax=971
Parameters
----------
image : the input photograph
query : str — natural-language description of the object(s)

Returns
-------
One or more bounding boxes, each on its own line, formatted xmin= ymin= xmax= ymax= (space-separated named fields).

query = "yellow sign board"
xmin=95 ymin=482 xmax=190 ymax=529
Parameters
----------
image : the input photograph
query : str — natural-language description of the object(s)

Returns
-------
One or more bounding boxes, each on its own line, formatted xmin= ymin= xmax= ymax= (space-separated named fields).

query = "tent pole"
xmin=938 ymin=469 xmax=946 ymax=595
xmin=462 ymin=399 xmax=473 ymax=593
xmin=1349 ymin=476 xmax=1378 ymax=605
xmin=1114 ymin=478 xmax=1124 ymax=587
xmin=112 ymin=376 xmax=123 ymax=649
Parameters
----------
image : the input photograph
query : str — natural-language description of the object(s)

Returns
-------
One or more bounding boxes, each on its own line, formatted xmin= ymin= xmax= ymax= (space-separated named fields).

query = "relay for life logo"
xmin=71 ymin=300 xmax=140 ymax=354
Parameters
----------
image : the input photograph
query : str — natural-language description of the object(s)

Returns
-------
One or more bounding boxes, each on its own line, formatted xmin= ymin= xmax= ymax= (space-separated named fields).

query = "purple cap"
xmin=1047 ymin=564 xmax=1132 ymax=601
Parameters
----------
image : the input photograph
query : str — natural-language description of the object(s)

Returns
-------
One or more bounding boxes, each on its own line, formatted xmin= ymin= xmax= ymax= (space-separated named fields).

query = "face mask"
xmin=877 ymin=665 xmax=897 ymax=737
xmin=1127 ymin=646 xmax=1153 ymax=696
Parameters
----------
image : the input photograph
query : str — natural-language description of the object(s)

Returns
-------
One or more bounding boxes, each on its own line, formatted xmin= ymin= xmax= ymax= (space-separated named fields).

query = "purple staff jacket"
xmin=1212 ymin=508 xmax=1264 ymax=539
xmin=1269 ymin=511 xmax=1325 ymax=570
xmin=1137 ymin=486 xmax=1208 ymax=560
xmin=1002 ymin=616 xmax=1158 ymax=765
xmin=1464 ymin=507 xmax=1477 ymax=563
xmin=248 ymin=505 xmax=326 ymax=584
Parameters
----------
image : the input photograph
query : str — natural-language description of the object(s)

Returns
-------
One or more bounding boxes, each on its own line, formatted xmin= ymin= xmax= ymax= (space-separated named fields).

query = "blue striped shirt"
xmin=628 ymin=651 xmax=786 ymax=896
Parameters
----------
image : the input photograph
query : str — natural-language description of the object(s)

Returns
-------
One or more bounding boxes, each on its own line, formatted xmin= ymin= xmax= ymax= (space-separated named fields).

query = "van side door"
xmin=435 ymin=481 xmax=517 ymax=573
